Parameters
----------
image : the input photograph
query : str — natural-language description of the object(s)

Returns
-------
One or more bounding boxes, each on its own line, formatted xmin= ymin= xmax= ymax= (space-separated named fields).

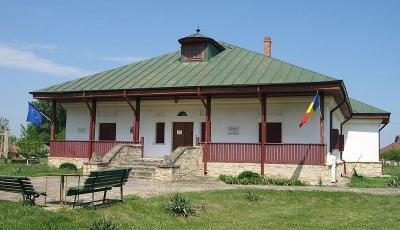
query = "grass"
xmin=0 ymin=189 xmax=400 ymax=229
xmin=0 ymin=158 xmax=80 ymax=177
xmin=347 ymin=164 xmax=400 ymax=188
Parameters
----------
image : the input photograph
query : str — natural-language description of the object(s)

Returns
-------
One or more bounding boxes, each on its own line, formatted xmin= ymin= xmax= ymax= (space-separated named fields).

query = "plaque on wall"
xmin=227 ymin=126 xmax=239 ymax=135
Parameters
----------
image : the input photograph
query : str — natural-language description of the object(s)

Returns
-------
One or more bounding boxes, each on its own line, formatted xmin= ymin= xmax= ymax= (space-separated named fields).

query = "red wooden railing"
xmin=266 ymin=143 xmax=325 ymax=165
xmin=50 ymin=140 xmax=134 ymax=158
xmin=198 ymin=142 xmax=326 ymax=165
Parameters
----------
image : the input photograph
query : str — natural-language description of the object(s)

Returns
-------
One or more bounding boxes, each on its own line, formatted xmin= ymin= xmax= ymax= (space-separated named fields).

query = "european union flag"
xmin=26 ymin=102 xmax=43 ymax=125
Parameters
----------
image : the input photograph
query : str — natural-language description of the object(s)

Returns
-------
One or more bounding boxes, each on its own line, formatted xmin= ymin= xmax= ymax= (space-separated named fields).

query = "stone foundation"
xmin=48 ymin=157 xmax=87 ymax=169
xmin=345 ymin=162 xmax=382 ymax=177
xmin=207 ymin=162 xmax=345 ymax=185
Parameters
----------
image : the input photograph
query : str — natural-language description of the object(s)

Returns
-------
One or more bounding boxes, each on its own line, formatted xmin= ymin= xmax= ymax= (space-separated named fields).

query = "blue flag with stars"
xmin=26 ymin=102 xmax=43 ymax=125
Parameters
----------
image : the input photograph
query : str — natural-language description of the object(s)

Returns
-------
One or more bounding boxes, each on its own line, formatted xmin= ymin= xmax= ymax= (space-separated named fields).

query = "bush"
xmin=243 ymin=190 xmax=262 ymax=202
xmin=88 ymin=217 xmax=119 ymax=230
xmin=386 ymin=176 xmax=400 ymax=187
xmin=59 ymin=163 xmax=78 ymax=172
xmin=382 ymin=150 xmax=400 ymax=166
xmin=219 ymin=172 xmax=307 ymax=186
xmin=238 ymin=171 xmax=260 ymax=179
xmin=165 ymin=193 xmax=196 ymax=217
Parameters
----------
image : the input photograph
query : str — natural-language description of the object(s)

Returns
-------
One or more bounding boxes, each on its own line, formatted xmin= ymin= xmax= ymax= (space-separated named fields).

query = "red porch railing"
xmin=266 ymin=143 xmax=325 ymax=165
xmin=199 ymin=142 xmax=326 ymax=165
xmin=50 ymin=140 xmax=134 ymax=158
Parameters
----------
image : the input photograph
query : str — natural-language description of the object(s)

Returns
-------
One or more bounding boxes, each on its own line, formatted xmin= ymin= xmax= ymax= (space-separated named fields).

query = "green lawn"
xmin=0 ymin=158 xmax=79 ymax=177
xmin=0 ymin=189 xmax=399 ymax=229
xmin=348 ymin=164 xmax=400 ymax=188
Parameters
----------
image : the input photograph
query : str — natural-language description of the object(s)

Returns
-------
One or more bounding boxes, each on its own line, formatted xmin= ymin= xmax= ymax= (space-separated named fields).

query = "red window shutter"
xmin=259 ymin=122 xmax=282 ymax=143
xmin=201 ymin=122 xmax=206 ymax=142
xmin=331 ymin=129 xmax=339 ymax=150
xmin=155 ymin=122 xmax=165 ymax=144
xmin=339 ymin=134 xmax=345 ymax=151
xmin=267 ymin=123 xmax=282 ymax=143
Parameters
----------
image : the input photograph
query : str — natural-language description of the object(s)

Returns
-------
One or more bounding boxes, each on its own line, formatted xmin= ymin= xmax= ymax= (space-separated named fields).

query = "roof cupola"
xmin=178 ymin=28 xmax=224 ymax=62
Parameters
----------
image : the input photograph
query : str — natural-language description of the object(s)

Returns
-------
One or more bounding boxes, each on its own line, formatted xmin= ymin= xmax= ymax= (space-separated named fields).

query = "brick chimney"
xmin=263 ymin=37 xmax=272 ymax=57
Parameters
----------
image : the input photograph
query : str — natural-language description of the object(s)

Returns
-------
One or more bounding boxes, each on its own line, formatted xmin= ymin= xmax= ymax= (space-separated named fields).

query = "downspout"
xmin=378 ymin=121 xmax=389 ymax=174
xmin=329 ymin=99 xmax=345 ymax=182
xmin=340 ymin=116 xmax=352 ymax=175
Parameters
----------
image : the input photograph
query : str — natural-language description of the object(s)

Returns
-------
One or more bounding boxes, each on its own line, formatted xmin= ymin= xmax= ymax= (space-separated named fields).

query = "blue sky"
xmin=0 ymin=0 xmax=399 ymax=146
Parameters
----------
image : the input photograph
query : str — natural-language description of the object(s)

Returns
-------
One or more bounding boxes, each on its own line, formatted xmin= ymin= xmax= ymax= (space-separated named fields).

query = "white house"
xmin=31 ymin=31 xmax=390 ymax=183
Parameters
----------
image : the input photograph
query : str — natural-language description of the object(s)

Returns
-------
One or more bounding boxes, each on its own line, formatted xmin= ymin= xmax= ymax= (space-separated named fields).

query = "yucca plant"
xmin=165 ymin=193 xmax=196 ymax=217
xmin=243 ymin=190 xmax=262 ymax=202
xmin=88 ymin=217 xmax=119 ymax=230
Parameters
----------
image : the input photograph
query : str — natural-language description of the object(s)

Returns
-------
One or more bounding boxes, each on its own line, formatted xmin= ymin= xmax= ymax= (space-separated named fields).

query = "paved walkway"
xmin=0 ymin=176 xmax=399 ymax=209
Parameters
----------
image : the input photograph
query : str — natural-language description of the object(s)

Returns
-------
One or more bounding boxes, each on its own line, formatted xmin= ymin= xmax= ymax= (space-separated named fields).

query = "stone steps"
xmin=129 ymin=158 xmax=164 ymax=179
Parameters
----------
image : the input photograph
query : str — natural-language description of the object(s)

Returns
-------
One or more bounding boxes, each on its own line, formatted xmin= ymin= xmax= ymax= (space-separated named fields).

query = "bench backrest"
xmin=0 ymin=176 xmax=36 ymax=195
xmin=83 ymin=168 xmax=132 ymax=189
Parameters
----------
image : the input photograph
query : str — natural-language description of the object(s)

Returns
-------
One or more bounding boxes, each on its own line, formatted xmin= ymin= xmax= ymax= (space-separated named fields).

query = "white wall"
xmin=342 ymin=119 xmax=381 ymax=162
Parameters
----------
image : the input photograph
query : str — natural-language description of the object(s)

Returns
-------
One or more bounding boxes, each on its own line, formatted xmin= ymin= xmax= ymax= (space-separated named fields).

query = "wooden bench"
xmin=0 ymin=176 xmax=46 ymax=205
xmin=66 ymin=168 xmax=132 ymax=208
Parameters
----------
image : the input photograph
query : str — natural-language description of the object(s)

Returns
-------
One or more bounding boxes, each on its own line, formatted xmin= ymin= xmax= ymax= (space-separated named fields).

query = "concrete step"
xmin=133 ymin=158 xmax=164 ymax=163
xmin=130 ymin=171 xmax=154 ymax=177
xmin=131 ymin=166 xmax=156 ymax=172
xmin=131 ymin=162 xmax=163 ymax=167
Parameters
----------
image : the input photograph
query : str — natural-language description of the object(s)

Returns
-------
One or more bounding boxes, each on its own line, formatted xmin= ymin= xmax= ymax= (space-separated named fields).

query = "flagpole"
xmin=29 ymin=102 xmax=52 ymax=122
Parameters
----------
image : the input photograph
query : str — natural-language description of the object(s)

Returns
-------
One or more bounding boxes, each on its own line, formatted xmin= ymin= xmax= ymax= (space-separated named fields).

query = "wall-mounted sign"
xmin=227 ymin=126 xmax=239 ymax=135
xmin=177 ymin=129 xmax=183 ymax=135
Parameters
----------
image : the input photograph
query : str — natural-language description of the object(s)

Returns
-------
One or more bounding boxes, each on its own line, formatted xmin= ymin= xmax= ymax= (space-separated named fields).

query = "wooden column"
xmin=320 ymin=92 xmax=325 ymax=145
xmin=204 ymin=95 xmax=211 ymax=174
xmin=134 ymin=97 xmax=141 ymax=143
xmin=87 ymin=99 xmax=96 ymax=159
xmin=50 ymin=100 xmax=57 ymax=140
xmin=260 ymin=95 xmax=267 ymax=176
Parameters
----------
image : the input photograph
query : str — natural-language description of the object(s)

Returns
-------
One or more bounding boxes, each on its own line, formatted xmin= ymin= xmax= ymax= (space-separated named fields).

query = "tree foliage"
xmin=382 ymin=150 xmax=400 ymax=167
xmin=31 ymin=100 xmax=66 ymax=138
xmin=0 ymin=117 xmax=10 ymax=130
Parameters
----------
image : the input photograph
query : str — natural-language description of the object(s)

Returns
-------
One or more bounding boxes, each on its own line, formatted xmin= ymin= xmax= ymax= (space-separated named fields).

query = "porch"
xmin=49 ymin=139 xmax=325 ymax=166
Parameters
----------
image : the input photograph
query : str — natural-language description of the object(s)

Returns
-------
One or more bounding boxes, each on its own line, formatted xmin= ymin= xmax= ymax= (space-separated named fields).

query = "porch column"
xmin=320 ymin=92 xmax=325 ymax=145
xmin=50 ymin=100 xmax=57 ymax=140
xmin=134 ymin=97 xmax=141 ymax=143
xmin=204 ymin=95 xmax=211 ymax=174
xmin=260 ymin=95 xmax=267 ymax=176
xmin=87 ymin=98 xmax=96 ymax=159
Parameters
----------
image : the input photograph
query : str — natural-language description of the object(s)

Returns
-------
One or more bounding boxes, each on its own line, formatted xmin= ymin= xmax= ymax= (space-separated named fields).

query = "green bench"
xmin=66 ymin=168 xmax=132 ymax=208
xmin=0 ymin=176 xmax=46 ymax=205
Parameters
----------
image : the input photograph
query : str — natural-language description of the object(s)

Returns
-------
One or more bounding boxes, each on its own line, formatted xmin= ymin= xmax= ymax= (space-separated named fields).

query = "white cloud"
xmin=100 ymin=55 xmax=145 ymax=63
xmin=0 ymin=45 xmax=90 ymax=77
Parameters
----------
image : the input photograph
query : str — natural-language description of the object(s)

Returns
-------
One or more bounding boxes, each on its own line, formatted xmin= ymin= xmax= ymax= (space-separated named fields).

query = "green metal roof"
xmin=349 ymin=98 xmax=388 ymax=114
xmin=34 ymin=42 xmax=337 ymax=93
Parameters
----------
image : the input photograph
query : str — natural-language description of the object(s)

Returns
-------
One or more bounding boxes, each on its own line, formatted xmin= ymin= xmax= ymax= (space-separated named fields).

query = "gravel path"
xmin=0 ymin=176 xmax=399 ymax=209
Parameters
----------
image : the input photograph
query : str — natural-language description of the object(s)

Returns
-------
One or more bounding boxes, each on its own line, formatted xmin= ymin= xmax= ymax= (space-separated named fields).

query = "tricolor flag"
xmin=299 ymin=93 xmax=320 ymax=127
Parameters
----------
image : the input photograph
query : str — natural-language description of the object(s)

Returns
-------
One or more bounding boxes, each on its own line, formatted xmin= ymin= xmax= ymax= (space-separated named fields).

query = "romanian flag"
xmin=299 ymin=93 xmax=320 ymax=127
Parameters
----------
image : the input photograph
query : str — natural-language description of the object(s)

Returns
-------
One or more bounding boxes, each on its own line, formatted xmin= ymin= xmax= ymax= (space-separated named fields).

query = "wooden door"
xmin=99 ymin=123 xmax=116 ymax=141
xmin=172 ymin=122 xmax=193 ymax=150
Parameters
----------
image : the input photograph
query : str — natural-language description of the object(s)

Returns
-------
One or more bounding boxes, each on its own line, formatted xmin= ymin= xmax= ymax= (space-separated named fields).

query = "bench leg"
xmin=120 ymin=186 xmax=123 ymax=202
xmin=103 ymin=190 xmax=107 ymax=204
xmin=73 ymin=195 xmax=77 ymax=209
xmin=91 ymin=192 xmax=95 ymax=209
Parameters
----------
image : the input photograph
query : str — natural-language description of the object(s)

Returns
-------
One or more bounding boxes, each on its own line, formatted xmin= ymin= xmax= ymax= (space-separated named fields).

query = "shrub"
xmin=238 ymin=171 xmax=260 ymax=179
xmin=165 ymin=193 xmax=196 ymax=217
xmin=59 ymin=163 xmax=78 ymax=172
xmin=386 ymin=176 xmax=400 ymax=187
xmin=382 ymin=150 xmax=400 ymax=167
xmin=219 ymin=172 xmax=307 ymax=186
xmin=88 ymin=217 xmax=119 ymax=230
xmin=243 ymin=190 xmax=263 ymax=202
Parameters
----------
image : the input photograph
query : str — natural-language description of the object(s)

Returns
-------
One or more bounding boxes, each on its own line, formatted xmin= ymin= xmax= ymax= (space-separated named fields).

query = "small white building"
xmin=31 ymin=31 xmax=390 ymax=183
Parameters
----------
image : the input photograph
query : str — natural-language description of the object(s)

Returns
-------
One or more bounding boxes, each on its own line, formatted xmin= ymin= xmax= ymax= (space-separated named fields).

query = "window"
xmin=99 ymin=123 xmax=116 ymax=141
xmin=182 ymin=43 xmax=205 ymax=61
xmin=177 ymin=111 xmax=188 ymax=116
xmin=155 ymin=122 xmax=165 ymax=144
xmin=258 ymin=122 xmax=282 ymax=143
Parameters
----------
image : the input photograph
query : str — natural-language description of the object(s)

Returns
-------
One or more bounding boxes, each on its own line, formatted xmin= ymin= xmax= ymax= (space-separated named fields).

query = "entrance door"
xmin=172 ymin=122 xmax=193 ymax=150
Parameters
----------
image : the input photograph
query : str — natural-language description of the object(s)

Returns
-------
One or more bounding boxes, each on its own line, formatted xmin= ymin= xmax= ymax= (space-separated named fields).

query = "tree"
xmin=31 ymin=100 xmax=66 ymax=141
xmin=382 ymin=150 xmax=400 ymax=167
xmin=17 ymin=124 xmax=48 ymax=158
xmin=0 ymin=117 xmax=9 ymax=130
